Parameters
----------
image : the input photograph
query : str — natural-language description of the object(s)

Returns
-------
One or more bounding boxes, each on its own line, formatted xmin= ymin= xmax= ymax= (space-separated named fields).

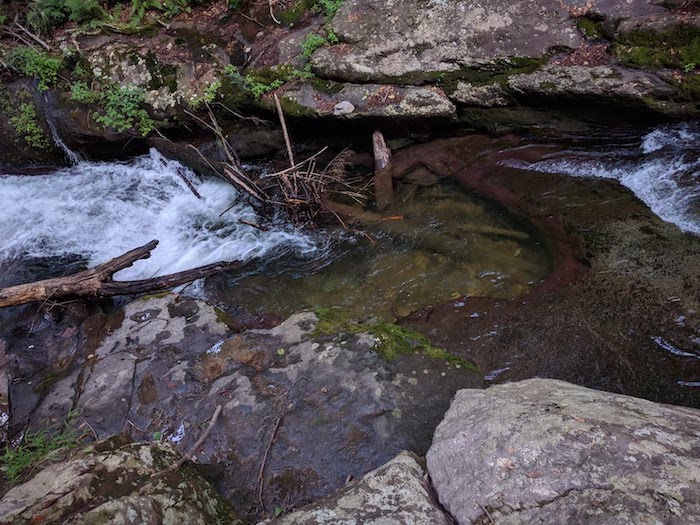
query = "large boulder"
xmin=311 ymin=0 xmax=584 ymax=83
xmin=263 ymin=451 xmax=452 ymax=525
xmin=427 ymin=379 xmax=700 ymax=524
xmin=0 ymin=436 xmax=238 ymax=524
xmin=26 ymin=295 xmax=481 ymax=520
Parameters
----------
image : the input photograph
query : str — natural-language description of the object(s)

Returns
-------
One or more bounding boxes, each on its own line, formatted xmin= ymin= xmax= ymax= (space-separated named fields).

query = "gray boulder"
xmin=0 ymin=437 xmax=238 ymax=524
xmin=427 ymin=379 xmax=700 ymax=524
xmin=263 ymin=451 xmax=452 ymax=525
xmin=311 ymin=0 xmax=584 ymax=83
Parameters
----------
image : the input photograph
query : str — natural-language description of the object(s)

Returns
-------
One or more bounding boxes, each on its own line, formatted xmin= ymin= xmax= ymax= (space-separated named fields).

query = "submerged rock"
xmin=263 ymin=451 xmax=452 ymax=525
xmin=0 ymin=436 xmax=238 ymax=524
xmin=28 ymin=295 xmax=481 ymax=520
xmin=427 ymin=379 xmax=700 ymax=524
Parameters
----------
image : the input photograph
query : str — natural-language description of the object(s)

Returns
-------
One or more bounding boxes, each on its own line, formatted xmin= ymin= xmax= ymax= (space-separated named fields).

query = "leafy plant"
xmin=10 ymin=102 xmax=51 ymax=149
xmin=302 ymin=32 xmax=327 ymax=58
xmin=190 ymin=79 xmax=221 ymax=107
xmin=92 ymin=84 xmax=155 ymax=135
xmin=70 ymin=81 xmax=155 ymax=135
xmin=1 ymin=413 xmax=81 ymax=485
xmin=7 ymin=47 xmax=63 ymax=91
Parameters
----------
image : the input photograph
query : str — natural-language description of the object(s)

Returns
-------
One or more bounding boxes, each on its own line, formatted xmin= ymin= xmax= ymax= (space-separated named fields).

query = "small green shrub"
xmin=243 ymin=66 xmax=312 ymax=99
xmin=70 ymin=81 xmax=155 ymax=136
xmin=92 ymin=84 xmax=155 ymax=135
xmin=302 ymin=32 xmax=327 ymax=57
xmin=190 ymin=79 xmax=221 ymax=107
xmin=10 ymin=102 xmax=51 ymax=149
xmin=7 ymin=47 xmax=63 ymax=91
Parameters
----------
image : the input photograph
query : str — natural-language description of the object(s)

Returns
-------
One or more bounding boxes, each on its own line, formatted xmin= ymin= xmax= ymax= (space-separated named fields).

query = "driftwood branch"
xmin=0 ymin=240 xmax=241 ymax=309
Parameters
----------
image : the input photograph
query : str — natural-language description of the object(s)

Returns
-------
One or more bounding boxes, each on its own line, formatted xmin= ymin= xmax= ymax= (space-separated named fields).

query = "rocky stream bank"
xmin=0 ymin=0 xmax=699 ymax=523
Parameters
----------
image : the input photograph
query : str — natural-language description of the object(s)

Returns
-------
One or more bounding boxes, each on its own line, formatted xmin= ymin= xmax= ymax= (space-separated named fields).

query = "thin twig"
xmin=257 ymin=415 xmax=283 ymax=510
xmin=144 ymin=405 xmax=223 ymax=487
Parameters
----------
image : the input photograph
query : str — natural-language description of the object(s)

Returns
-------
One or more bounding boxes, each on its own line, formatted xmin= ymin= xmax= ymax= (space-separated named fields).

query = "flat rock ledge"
xmin=261 ymin=451 xmax=452 ymax=525
xmin=427 ymin=378 xmax=700 ymax=524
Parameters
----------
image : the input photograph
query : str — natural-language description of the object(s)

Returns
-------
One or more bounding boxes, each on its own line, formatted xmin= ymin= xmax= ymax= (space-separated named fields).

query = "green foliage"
xmin=302 ymin=32 xmax=327 ymax=57
xmin=10 ymin=102 xmax=51 ymax=149
xmin=26 ymin=0 xmax=69 ymax=35
xmin=1 ymin=414 xmax=81 ymax=485
xmin=92 ymin=84 xmax=155 ymax=135
xmin=312 ymin=0 xmax=343 ymax=19
xmin=7 ymin=47 xmax=63 ymax=91
xmin=65 ymin=0 xmax=103 ymax=23
xmin=190 ymin=79 xmax=221 ymax=107
xmin=70 ymin=81 xmax=155 ymax=136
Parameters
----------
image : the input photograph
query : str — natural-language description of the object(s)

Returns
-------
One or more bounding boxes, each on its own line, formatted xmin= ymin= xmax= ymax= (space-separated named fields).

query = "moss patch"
xmin=577 ymin=18 xmax=604 ymax=40
xmin=614 ymin=25 xmax=700 ymax=71
xmin=313 ymin=307 xmax=478 ymax=371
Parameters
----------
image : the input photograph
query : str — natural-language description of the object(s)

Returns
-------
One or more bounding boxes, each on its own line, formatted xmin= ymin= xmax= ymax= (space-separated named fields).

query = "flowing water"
xmin=0 ymin=123 xmax=698 ymax=320
xmin=510 ymin=122 xmax=700 ymax=236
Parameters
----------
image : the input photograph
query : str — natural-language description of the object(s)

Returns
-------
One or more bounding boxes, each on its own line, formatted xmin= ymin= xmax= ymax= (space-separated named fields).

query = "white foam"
xmin=513 ymin=123 xmax=700 ymax=236
xmin=0 ymin=149 xmax=321 ymax=280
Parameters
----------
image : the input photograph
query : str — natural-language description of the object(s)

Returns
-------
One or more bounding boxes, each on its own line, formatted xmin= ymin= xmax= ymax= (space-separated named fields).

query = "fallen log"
xmin=0 ymin=240 xmax=241 ymax=309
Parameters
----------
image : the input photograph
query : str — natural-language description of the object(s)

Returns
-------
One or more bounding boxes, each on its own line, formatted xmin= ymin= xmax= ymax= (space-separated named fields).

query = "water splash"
xmin=0 ymin=149 xmax=323 ymax=280
xmin=45 ymin=117 xmax=83 ymax=165
xmin=511 ymin=123 xmax=700 ymax=235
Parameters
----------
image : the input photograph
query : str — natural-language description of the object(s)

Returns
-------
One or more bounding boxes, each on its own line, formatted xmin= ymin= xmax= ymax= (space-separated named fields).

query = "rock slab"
xmin=264 ymin=451 xmax=452 ymax=525
xmin=0 ymin=437 xmax=238 ymax=524
xmin=427 ymin=379 xmax=700 ymax=524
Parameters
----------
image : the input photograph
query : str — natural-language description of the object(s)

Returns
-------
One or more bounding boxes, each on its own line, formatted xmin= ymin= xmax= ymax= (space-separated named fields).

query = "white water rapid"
xmin=0 ymin=149 xmax=322 ymax=280
xmin=515 ymin=122 xmax=700 ymax=236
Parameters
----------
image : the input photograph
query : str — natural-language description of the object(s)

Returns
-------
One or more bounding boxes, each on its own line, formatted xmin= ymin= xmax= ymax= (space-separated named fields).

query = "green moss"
xmin=313 ymin=307 xmax=478 ymax=371
xmin=577 ymin=18 xmax=603 ymax=40
xmin=389 ymin=57 xmax=545 ymax=93
xmin=277 ymin=0 xmax=313 ymax=25
xmin=614 ymin=25 xmax=700 ymax=71
xmin=278 ymin=95 xmax=315 ymax=116
xmin=214 ymin=307 xmax=242 ymax=331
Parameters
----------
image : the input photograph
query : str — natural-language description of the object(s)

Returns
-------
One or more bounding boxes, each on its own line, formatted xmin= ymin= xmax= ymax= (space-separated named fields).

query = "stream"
xmin=0 ymin=122 xmax=698 ymax=318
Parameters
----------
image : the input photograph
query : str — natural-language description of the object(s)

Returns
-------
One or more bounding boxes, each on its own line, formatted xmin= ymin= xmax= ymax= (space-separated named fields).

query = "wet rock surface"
xmin=23 ymin=295 xmax=481 ymax=521
xmin=427 ymin=379 xmax=700 ymax=524
xmin=0 ymin=436 xmax=237 ymax=524
xmin=262 ymin=451 xmax=452 ymax=525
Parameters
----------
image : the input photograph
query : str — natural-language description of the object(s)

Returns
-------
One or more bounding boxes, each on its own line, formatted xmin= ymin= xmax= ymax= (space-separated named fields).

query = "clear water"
xmin=209 ymin=183 xmax=550 ymax=320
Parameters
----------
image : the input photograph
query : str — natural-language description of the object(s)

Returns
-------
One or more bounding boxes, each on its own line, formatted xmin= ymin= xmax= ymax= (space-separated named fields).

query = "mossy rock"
xmin=313 ymin=307 xmax=478 ymax=371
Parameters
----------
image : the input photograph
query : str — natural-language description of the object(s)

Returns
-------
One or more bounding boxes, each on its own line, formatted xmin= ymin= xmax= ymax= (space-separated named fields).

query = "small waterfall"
xmin=0 ymin=149 xmax=325 ymax=280
xmin=46 ymin=117 xmax=83 ymax=165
